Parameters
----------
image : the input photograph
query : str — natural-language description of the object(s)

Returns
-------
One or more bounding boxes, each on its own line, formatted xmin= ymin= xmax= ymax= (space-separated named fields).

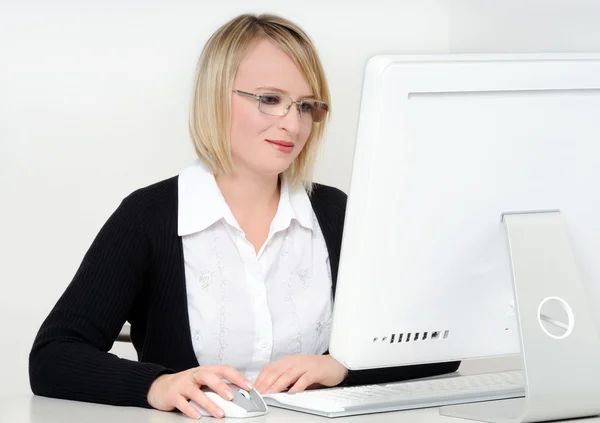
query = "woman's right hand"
xmin=147 ymin=365 xmax=253 ymax=420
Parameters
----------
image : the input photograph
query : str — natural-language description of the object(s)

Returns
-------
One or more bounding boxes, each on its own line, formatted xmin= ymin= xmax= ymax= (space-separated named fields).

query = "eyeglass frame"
xmin=232 ymin=89 xmax=329 ymax=123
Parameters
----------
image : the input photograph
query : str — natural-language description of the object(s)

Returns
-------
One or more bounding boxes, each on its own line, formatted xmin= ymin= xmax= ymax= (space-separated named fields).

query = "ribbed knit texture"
xmin=29 ymin=176 xmax=459 ymax=408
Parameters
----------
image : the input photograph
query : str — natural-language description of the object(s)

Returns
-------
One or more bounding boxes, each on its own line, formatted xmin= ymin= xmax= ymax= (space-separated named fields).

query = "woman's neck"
xmin=214 ymin=169 xmax=280 ymax=219
xmin=215 ymin=168 xmax=281 ymax=253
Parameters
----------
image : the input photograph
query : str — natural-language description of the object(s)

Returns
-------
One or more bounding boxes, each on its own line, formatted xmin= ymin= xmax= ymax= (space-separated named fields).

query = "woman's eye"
xmin=300 ymin=102 xmax=314 ymax=112
xmin=260 ymin=95 xmax=280 ymax=105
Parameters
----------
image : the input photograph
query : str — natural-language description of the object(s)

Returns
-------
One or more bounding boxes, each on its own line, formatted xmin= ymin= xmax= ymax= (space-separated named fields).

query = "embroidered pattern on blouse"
xmin=192 ymin=328 xmax=202 ymax=342
xmin=297 ymin=268 xmax=311 ymax=289
xmin=212 ymin=228 xmax=229 ymax=364
xmin=282 ymin=231 xmax=302 ymax=354
xmin=316 ymin=316 xmax=332 ymax=336
xmin=198 ymin=270 xmax=215 ymax=291
xmin=314 ymin=217 xmax=332 ymax=283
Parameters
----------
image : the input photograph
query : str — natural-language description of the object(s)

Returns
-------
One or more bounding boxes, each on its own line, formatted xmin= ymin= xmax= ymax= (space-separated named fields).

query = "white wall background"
xmin=2 ymin=0 xmax=600 ymax=397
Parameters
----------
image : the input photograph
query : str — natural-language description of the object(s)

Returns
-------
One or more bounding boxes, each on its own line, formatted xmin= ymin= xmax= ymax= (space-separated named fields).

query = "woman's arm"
xmin=29 ymin=193 xmax=172 ymax=408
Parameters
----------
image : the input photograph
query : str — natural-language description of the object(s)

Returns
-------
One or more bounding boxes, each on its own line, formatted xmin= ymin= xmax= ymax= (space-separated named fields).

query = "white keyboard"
xmin=264 ymin=370 xmax=525 ymax=417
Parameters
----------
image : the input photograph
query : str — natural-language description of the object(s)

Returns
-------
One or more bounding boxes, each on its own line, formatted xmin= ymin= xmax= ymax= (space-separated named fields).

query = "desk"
xmin=2 ymin=358 xmax=598 ymax=423
xmin=3 ymin=394 xmax=600 ymax=423
xmin=0 ymin=393 xmax=444 ymax=423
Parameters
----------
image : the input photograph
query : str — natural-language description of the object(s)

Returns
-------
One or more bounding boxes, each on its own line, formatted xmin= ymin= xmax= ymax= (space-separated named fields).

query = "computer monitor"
xmin=329 ymin=53 xmax=600 ymax=372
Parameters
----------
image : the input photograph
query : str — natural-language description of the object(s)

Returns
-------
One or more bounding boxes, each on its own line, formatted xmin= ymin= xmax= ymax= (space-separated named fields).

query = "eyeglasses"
xmin=233 ymin=89 xmax=329 ymax=123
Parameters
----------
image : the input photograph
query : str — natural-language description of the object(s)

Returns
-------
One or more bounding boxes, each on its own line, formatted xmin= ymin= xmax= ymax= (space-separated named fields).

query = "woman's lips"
xmin=266 ymin=139 xmax=294 ymax=153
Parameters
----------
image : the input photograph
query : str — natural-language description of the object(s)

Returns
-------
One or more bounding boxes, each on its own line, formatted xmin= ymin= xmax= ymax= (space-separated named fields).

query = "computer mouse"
xmin=190 ymin=387 xmax=268 ymax=418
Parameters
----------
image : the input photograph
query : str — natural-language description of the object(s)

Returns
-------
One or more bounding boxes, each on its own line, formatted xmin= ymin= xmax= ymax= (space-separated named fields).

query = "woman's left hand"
xmin=253 ymin=355 xmax=348 ymax=394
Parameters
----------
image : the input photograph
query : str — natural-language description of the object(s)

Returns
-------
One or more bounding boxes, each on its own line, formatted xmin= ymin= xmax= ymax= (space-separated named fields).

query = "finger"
xmin=175 ymin=395 xmax=203 ymax=420
xmin=288 ymin=373 xmax=314 ymax=393
xmin=184 ymin=386 xmax=225 ymax=419
xmin=253 ymin=365 xmax=279 ymax=394
xmin=255 ymin=363 xmax=289 ymax=394
xmin=189 ymin=368 xmax=204 ymax=388
xmin=212 ymin=364 xmax=253 ymax=391
xmin=197 ymin=370 xmax=234 ymax=401
xmin=265 ymin=368 xmax=306 ymax=394
xmin=253 ymin=365 xmax=273 ymax=393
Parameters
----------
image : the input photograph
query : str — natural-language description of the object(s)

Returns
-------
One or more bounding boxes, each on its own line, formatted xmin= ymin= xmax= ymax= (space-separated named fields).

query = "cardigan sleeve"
xmin=29 ymin=193 xmax=174 ymax=408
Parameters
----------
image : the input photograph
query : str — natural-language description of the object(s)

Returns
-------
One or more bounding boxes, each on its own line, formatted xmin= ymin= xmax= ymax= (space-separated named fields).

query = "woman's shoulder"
xmin=111 ymin=176 xmax=179 ymax=229
xmin=309 ymin=182 xmax=347 ymax=211
xmin=125 ymin=175 xmax=179 ymax=204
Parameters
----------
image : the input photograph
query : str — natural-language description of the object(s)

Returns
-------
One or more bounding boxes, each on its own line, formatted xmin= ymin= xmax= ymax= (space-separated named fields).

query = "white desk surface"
xmin=1 ymin=357 xmax=598 ymax=423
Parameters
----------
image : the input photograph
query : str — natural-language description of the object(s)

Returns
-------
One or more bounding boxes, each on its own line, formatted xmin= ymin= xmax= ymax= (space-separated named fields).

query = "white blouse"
xmin=178 ymin=160 xmax=333 ymax=381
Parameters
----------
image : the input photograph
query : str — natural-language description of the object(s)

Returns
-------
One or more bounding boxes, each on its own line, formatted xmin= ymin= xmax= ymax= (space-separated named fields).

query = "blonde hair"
xmin=188 ymin=13 xmax=330 ymax=191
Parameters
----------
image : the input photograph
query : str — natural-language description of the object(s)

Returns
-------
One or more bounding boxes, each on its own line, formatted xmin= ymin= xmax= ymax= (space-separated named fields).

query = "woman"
xmin=29 ymin=13 xmax=458 ymax=420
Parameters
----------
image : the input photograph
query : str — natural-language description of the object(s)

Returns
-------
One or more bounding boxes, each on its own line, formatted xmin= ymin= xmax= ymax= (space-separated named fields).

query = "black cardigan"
xmin=29 ymin=176 xmax=459 ymax=408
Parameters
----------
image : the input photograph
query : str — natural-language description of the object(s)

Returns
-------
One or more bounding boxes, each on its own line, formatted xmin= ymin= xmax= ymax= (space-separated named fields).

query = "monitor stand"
xmin=439 ymin=210 xmax=600 ymax=423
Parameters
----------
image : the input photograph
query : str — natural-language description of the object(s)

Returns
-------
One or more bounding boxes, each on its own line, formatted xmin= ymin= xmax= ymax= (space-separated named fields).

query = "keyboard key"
xmin=264 ymin=370 xmax=525 ymax=417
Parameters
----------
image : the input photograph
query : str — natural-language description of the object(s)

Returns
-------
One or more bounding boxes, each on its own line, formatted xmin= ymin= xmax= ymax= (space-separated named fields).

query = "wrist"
xmin=341 ymin=364 xmax=349 ymax=381
xmin=147 ymin=373 xmax=169 ymax=408
xmin=326 ymin=354 xmax=348 ymax=383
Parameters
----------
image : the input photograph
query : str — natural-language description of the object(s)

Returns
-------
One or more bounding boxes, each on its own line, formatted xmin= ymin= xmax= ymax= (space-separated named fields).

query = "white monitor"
xmin=329 ymin=53 xmax=600 ymax=371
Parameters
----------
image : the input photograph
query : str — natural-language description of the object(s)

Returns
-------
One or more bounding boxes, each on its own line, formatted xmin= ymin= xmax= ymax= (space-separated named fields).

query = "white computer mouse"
xmin=190 ymin=387 xmax=268 ymax=418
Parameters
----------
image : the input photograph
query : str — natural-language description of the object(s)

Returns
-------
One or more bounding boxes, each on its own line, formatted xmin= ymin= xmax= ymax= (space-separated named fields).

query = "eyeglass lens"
xmin=258 ymin=93 xmax=328 ymax=123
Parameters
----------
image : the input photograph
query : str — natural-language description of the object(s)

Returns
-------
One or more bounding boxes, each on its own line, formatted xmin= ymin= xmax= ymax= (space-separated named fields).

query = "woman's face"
xmin=230 ymin=39 xmax=314 ymax=178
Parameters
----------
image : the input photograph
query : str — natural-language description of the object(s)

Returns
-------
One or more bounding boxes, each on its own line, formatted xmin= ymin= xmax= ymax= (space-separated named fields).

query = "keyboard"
xmin=263 ymin=370 xmax=525 ymax=418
